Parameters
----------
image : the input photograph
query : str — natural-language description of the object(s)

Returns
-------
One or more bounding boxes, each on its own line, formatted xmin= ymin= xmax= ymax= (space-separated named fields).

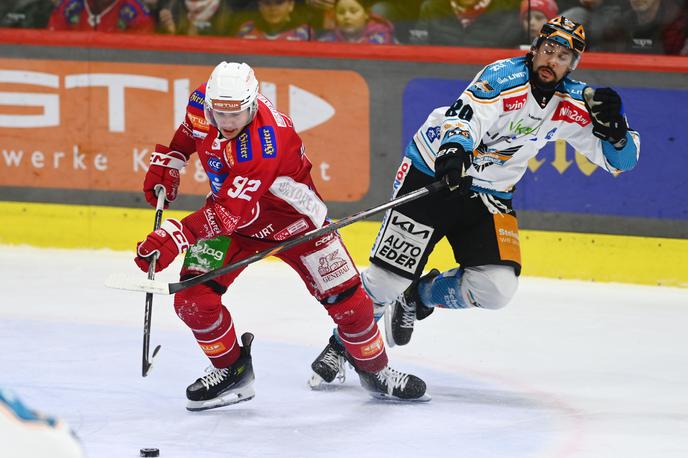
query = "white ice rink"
xmin=1 ymin=245 xmax=687 ymax=458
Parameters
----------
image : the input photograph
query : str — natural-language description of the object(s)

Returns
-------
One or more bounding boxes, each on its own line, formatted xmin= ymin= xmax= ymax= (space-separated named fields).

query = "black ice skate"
xmin=357 ymin=365 xmax=431 ymax=402
xmin=385 ymin=269 xmax=440 ymax=347
xmin=308 ymin=334 xmax=347 ymax=389
xmin=186 ymin=332 xmax=256 ymax=411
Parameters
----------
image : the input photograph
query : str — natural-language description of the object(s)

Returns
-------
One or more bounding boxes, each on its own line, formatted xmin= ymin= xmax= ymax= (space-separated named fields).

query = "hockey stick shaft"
xmin=166 ymin=179 xmax=448 ymax=294
xmin=142 ymin=188 xmax=165 ymax=377
xmin=106 ymin=180 xmax=448 ymax=296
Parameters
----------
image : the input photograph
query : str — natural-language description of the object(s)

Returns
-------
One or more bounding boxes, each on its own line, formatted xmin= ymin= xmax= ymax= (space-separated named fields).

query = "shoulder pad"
xmin=558 ymin=77 xmax=586 ymax=102
xmin=468 ymin=57 xmax=529 ymax=100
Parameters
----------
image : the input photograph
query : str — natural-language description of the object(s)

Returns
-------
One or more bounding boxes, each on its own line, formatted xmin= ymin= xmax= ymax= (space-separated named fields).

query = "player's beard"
xmin=532 ymin=65 xmax=560 ymax=90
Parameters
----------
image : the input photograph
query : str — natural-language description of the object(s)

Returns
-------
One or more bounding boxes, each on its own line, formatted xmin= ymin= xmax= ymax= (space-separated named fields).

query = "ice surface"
xmin=1 ymin=246 xmax=687 ymax=458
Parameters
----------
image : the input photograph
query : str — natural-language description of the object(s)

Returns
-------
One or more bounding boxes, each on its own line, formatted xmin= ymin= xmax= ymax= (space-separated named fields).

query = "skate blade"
xmin=307 ymin=372 xmax=346 ymax=391
xmin=367 ymin=391 xmax=432 ymax=403
xmin=186 ymin=386 xmax=256 ymax=412
xmin=383 ymin=303 xmax=396 ymax=348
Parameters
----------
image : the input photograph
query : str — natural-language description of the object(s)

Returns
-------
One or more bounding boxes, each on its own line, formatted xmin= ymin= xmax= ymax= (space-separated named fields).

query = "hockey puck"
xmin=140 ymin=448 xmax=159 ymax=457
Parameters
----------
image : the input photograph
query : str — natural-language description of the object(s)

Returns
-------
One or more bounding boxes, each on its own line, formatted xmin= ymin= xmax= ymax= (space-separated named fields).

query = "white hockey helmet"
xmin=204 ymin=62 xmax=260 ymax=126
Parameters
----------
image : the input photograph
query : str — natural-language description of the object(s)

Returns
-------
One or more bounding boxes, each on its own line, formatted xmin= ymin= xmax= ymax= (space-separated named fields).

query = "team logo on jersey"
xmin=236 ymin=132 xmax=253 ymax=162
xmin=259 ymin=126 xmax=277 ymax=159
xmin=552 ymin=100 xmax=591 ymax=127
xmin=503 ymin=93 xmax=527 ymax=112
xmin=472 ymin=143 xmax=522 ymax=172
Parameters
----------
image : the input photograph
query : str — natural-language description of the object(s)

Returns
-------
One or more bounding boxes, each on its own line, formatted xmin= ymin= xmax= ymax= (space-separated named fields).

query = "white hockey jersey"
xmin=406 ymin=56 xmax=640 ymax=195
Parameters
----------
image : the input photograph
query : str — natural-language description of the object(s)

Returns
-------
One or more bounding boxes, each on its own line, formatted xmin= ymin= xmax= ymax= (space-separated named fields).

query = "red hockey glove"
xmin=135 ymin=219 xmax=195 ymax=273
xmin=143 ymin=144 xmax=187 ymax=208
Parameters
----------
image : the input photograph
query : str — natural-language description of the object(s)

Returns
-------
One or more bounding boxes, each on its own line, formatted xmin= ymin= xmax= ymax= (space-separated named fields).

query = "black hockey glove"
xmin=434 ymin=142 xmax=473 ymax=193
xmin=583 ymin=87 xmax=629 ymax=149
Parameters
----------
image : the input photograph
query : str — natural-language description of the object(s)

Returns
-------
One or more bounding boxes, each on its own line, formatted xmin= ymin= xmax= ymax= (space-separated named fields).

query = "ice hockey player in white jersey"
xmin=0 ymin=388 xmax=85 ymax=458
xmin=309 ymin=16 xmax=639 ymax=385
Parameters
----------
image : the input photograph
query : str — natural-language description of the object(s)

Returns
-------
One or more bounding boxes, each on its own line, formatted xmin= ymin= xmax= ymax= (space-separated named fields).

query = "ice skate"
xmin=308 ymin=334 xmax=347 ymax=390
xmin=186 ymin=333 xmax=256 ymax=411
xmin=357 ymin=365 xmax=431 ymax=402
xmin=385 ymin=269 xmax=439 ymax=347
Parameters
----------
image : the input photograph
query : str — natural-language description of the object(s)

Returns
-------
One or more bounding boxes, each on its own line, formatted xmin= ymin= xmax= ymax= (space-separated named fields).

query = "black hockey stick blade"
xmin=106 ymin=180 xmax=448 ymax=296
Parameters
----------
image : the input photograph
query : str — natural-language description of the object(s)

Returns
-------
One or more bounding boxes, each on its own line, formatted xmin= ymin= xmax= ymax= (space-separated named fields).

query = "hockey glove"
xmin=143 ymin=144 xmax=187 ymax=208
xmin=583 ymin=87 xmax=629 ymax=149
xmin=135 ymin=219 xmax=195 ymax=273
xmin=434 ymin=142 xmax=473 ymax=193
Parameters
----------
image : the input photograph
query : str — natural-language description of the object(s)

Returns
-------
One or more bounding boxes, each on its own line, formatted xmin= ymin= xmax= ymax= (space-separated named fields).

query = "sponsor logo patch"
xmin=207 ymin=157 xmax=223 ymax=172
xmin=211 ymin=99 xmax=242 ymax=112
xmin=552 ymin=100 xmax=591 ymax=127
xmin=302 ymin=239 xmax=357 ymax=294
xmin=259 ymin=126 xmax=277 ymax=159
xmin=503 ymin=93 xmax=527 ymax=112
xmin=371 ymin=211 xmax=433 ymax=274
xmin=236 ymin=132 xmax=252 ymax=162
xmin=207 ymin=171 xmax=227 ymax=193
xmin=393 ymin=157 xmax=412 ymax=191
xmin=189 ymin=90 xmax=205 ymax=110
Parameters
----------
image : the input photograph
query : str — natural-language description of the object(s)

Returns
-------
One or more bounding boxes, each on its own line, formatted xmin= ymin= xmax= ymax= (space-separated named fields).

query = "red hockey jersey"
xmin=169 ymin=84 xmax=327 ymax=242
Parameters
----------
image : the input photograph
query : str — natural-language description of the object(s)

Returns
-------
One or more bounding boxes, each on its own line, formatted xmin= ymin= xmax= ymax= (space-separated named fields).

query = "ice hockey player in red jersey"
xmin=134 ymin=61 xmax=429 ymax=410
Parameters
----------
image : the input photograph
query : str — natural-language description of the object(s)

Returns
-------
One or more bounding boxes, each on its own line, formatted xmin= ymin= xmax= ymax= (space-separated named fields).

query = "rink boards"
xmin=2 ymin=201 xmax=686 ymax=287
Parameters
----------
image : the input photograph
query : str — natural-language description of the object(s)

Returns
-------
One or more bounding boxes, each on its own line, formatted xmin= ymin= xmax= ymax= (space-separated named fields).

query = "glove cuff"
xmin=160 ymin=219 xmax=193 ymax=253
xmin=151 ymin=145 xmax=187 ymax=170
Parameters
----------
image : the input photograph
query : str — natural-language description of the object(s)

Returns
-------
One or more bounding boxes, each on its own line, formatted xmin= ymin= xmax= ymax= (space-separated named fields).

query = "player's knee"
xmin=462 ymin=265 xmax=518 ymax=310
xmin=361 ymin=264 xmax=412 ymax=305
xmin=324 ymin=286 xmax=374 ymax=331
xmin=173 ymin=284 xmax=223 ymax=328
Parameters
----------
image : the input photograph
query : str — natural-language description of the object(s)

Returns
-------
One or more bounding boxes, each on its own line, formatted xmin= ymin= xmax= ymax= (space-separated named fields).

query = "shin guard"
xmin=174 ymin=287 xmax=240 ymax=368
xmin=325 ymin=286 xmax=388 ymax=373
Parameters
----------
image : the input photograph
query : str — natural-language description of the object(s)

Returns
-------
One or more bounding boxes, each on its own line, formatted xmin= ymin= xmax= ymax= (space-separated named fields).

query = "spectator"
xmin=317 ymin=0 xmax=396 ymax=43
xmin=158 ymin=0 xmax=238 ymax=35
xmin=367 ymin=0 xmax=423 ymax=42
xmin=0 ymin=0 xmax=56 ymax=28
xmin=560 ymin=0 xmax=623 ymax=50
xmin=48 ymin=0 xmax=155 ymax=32
xmin=521 ymin=0 xmax=559 ymax=43
xmin=409 ymin=0 xmax=520 ymax=47
xmin=236 ymin=0 xmax=311 ymax=40
xmin=602 ymin=0 xmax=688 ymax=54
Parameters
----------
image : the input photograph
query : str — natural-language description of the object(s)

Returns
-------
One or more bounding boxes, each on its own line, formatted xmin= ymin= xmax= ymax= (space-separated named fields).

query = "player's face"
xmin=213 ymin=109 xmax=251 ymax=139
xmin=335 ymin=0 xmax=368 ymax=35
xmin=532 ymin=40 xmax=574 ymax=84
xmin=258 ymin=0 xmax=294 ymax=25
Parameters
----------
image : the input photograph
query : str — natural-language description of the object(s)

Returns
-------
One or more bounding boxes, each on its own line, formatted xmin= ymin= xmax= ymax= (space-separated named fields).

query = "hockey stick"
xmin=106 ymin=180 xmax=448 ymax=296
xmin=141 ymin=187 xmax=165 ymax=377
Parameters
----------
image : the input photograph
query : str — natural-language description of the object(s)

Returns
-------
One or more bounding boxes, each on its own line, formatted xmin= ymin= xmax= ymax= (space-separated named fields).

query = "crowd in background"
xmin=1 ymin=0 xmax=686 ymax=54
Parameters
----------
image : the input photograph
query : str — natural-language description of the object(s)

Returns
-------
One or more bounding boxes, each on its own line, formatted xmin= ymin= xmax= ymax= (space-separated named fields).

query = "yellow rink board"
xmin=2 ymin=201 xmax=687 ymax=288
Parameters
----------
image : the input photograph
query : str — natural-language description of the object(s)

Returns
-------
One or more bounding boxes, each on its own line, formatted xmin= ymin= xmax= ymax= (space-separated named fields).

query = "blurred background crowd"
xmin=1 ymin=0 xmax=686 ymax=54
